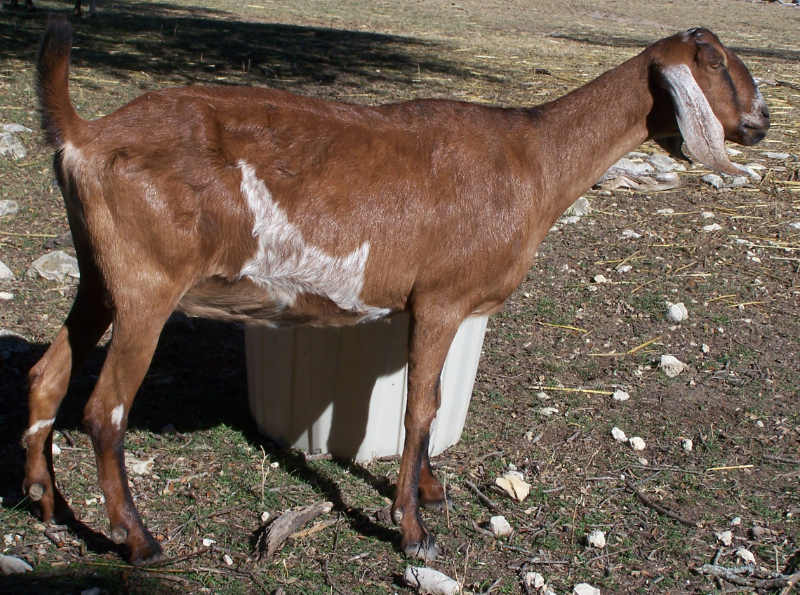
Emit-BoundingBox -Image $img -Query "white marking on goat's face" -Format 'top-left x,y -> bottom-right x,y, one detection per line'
23,417 -> 56,441
741,86 -> 768,129
238,161 -> 390,322
110,405 -> 124,430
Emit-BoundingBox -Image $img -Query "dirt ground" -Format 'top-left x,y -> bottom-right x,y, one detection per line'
1,0 -> 798,593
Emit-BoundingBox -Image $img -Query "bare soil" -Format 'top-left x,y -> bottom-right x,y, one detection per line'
1,0 -> 798,593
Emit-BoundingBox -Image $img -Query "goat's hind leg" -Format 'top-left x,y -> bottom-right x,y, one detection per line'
82,301 -> 175,564
23,284 -> 111,522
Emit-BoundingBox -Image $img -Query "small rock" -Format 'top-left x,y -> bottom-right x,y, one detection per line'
736,547 -> 755,564
612,389 -> 630,401
537,406 -> 559,417
715,530 -> 733,546
762,151 -> 790,160
51,442 -> 61,456
750,526 -> 768,540
629,436 -> 646,451
660,354 -> 686,378
565,196 -> 591,217
2,123 -> 33,134
0,132 -> 27,160
592,274 -> 608,283
489,515 -> 513,538
789,222 -> 800,231
125,454 -> 154,476
702,223 -> 723,232
495,471 -> 531,502
730,176 -> 748,187
731,516 -> 742,527
586,529 -> 606,549
0,553 -> 33,575
222,553 -> 233,566
621,229 -> 641,240
637,457 -> 648,465
656,208 -> 675,215
524,572 -> 546,591
0,292 -> 13,301
648,153 -> 683,172
681,438 -> 693,452
611,427 -> 627,442
404,566 -> 460,595
616,264 -> 632,273
700,211 -> 715,219
701,173 -> 723,189
0,200 -> 19,217
0,260 -> 14,282
260,511 -> 270,524
666,302 -> 688,323
573,583 -> 601,595
3,534 -> 13,546
702,344 -> 710,354
727,147 -> 743,156
27,250 -> 80,282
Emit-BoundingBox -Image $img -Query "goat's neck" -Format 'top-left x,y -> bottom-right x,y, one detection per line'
531,51 -> 655,227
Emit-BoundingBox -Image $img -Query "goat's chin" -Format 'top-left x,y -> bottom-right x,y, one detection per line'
734,127 -> 768,146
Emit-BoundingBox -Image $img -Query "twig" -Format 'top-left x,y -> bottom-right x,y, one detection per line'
763,454 -> 800,465
626,482 -> 697,527
0,231 -> 59,238
534,321 -> 589,334
529,386 -> 613,396
697,564 -> 800,591
705,464 -> 754,472
465,480 -> 499,511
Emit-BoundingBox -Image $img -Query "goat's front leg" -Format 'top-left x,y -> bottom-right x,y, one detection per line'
82,304 -> 173,564
393,308 -> 461,560
24,283 -> 111,523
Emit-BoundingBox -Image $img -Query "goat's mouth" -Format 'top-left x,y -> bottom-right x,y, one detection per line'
736,121 -> 769,146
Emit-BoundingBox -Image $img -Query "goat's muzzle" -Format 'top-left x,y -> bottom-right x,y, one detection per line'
737,105 -> 769,146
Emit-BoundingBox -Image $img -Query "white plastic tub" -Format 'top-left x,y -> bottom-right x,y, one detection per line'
245,314 -> 488,462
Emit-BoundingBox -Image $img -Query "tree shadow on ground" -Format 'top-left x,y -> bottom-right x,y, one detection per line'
0,314 -> 399,577
1,0 -> 486,99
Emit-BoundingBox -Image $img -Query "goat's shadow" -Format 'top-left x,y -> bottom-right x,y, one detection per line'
0,314 -> 402,565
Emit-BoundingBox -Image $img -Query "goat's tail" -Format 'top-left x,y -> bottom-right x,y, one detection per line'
37,15 -> 81,147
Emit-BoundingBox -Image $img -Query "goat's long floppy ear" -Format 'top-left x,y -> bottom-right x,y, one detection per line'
660,64 -> 752,177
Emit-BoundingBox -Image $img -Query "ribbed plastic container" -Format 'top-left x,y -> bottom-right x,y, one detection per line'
245,314 -> 488,462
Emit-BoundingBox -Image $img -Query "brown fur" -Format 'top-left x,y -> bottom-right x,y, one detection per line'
25,18 -> 768,563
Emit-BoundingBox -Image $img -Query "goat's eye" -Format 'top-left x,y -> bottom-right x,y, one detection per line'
709,62 -> 723,70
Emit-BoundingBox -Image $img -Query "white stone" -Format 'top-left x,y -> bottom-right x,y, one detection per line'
789,222 -> 800,231
612,389 -> 630,401
2,123 -> 33,134
202,538 -> 216,547
404,566 -> 460,595
260,511 -> 270,523
731,516 -> 742,527
702,223 -> 723,232
611,427 -> 627,442
0,261 -> 13,281
0,553 -> 33,575
621,229 -> 641,240
495,472 -> 531,502
702,344 -> 710,354
27,250 -> 80,282
762,151 -> 790,160
701,173 -> 723,189
573,583 -> 601,595
660,354 -> 686,377
700,211 -> 715,219
592,274 -> 608,283
629,436 -> 646,451
0,292 -> 13,301
736,548 -> 755,564
538,406 -> 559,417
565,196 -> 591,217
223,553 -> 233,566
656,208 -> 675,215
715,530 -> 733,546
666,302 -> 688,323
587,529 -> 606,549
647,153 -> 683,172
616,264 -> 632,273
0,200 -> 19,216
125,454 -> 154,476
524,572 -> 546,590
681,438 -> 693,452
0,132 -> 27,160
489,515 -> 513,538
51,443 -> 61,456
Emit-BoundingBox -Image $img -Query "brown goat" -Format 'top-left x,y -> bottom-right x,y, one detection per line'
25,17 -> 768,563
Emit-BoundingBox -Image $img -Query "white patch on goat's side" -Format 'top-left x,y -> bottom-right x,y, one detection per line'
23,417 -> 55,440
237,161 -> 390,322
110,405 -> 124,430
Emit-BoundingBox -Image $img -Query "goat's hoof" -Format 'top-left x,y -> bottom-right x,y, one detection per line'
110,526 -> 128,544
403,536 -> 440,561
128,535 -> 164,566
27,483 -> 45,501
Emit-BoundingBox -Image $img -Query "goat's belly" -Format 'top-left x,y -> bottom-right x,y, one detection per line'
178,277 -> 390,327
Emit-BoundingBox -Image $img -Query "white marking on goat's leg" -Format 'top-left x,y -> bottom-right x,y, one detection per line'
237,161 -> 390,322
23,417 -> 56,442
110,404 -> 124,430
